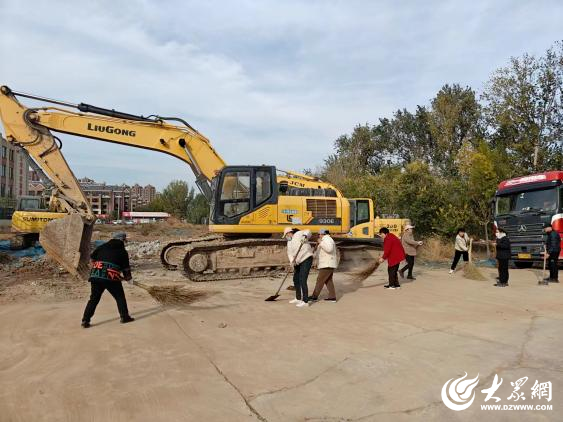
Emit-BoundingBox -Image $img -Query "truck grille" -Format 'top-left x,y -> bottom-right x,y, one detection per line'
502,223 -> 544,243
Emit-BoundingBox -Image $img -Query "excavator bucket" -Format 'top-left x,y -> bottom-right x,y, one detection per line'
39,214 -> 93,279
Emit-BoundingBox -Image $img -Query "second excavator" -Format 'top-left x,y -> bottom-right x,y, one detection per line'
0,86 -> 380,281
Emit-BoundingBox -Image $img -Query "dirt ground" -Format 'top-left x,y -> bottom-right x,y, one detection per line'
1,230 -> 562,421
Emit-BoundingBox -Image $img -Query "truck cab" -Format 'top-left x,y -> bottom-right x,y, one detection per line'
493,171 -> 563,268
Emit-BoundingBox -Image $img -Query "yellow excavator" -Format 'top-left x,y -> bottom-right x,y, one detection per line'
0,86 -> 381,280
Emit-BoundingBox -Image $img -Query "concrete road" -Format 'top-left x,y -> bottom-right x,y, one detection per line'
1,264 -> 562,421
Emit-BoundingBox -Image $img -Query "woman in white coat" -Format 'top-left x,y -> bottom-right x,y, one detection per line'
309,228 -> 338,302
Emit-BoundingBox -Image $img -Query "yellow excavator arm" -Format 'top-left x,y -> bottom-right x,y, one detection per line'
0,85 -> 226,277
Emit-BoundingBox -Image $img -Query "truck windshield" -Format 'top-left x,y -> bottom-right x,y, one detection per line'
496,187 -> 559,215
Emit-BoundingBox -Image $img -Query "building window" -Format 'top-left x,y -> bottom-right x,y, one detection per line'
1,146 -> 6,158
9,150 -> 14,161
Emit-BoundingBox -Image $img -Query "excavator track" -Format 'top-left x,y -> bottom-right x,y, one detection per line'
160,234 -> 223,269
182,237 -> 382,282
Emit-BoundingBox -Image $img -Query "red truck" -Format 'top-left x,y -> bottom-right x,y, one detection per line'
493,171 -> 563,268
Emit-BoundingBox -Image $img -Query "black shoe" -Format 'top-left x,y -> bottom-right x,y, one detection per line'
398,269 -> 405,278
308,296 -> 318,301
120,316 -> 135,324
550,279 -> 559,283
324,298 -> 337,303
407,276 -> 416,280
493,283 -> 502,287
394,285 -> 401,289
81,321 -> 91,328
384,284 -> 391,289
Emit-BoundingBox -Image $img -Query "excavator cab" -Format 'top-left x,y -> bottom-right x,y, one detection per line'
210,165 -> 277,225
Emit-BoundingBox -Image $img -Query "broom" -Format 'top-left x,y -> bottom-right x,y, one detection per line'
133,281 -> 205,306
462,239 -> 487,281
350,260 -> 380,282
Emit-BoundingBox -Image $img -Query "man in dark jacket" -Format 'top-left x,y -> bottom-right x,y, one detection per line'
378,227 -> 406,290
544,223 -> 560,283
81,232 -> 135,328
494,228 -> 511,287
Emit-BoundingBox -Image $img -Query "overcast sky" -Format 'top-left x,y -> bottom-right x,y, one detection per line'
1,0 -> 562,190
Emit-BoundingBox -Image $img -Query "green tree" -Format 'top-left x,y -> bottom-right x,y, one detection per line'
186,193 -> 210,224
394,161 -> 444,235
482,41 -> 563,172
376,106 -> 434,166
428,84 -> 482,176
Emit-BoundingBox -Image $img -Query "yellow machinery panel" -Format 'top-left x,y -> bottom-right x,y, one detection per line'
374,217 -> 410,237
11,211 -> 66,233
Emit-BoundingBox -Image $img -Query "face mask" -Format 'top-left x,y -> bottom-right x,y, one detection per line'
496,232 -> 503,239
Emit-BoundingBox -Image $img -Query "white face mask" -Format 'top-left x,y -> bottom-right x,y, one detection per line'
496,232 -> 504,239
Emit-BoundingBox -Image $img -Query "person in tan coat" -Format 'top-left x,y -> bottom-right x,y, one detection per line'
399,224 -> 423,280
309,228 -> 338,302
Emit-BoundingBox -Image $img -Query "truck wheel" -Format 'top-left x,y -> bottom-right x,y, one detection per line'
514,261 -> 533,269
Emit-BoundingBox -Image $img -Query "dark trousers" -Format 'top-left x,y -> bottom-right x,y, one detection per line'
82,280 -> 130,322
387,263 -> 400,287
548,252 -> 559,281
497,258 -> 509,284
400,255 -> 415,278
451,250 -> 469,270
312,268 -> 336,299
293,256 -> 313,303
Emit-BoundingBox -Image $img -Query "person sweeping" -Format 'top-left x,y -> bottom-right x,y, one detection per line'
81,232 -> 135,328
284,227 -> 314,307
378,227 -> 406,290
308,228 -> 338,302
494,228 -> 511,287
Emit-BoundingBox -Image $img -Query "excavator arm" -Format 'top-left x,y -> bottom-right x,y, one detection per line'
0,85 -> 226,277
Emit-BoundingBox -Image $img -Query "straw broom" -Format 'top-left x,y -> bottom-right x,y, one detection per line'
133,281 -> 205,306
350,260 -> 381,282
462,239 -> 487,281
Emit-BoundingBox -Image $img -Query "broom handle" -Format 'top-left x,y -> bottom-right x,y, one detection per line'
274,241 -> 306,296
542,245 -> 547,280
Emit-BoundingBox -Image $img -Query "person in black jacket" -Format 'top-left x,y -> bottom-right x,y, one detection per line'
544,223 -> 560,283
81,232 -> 135,328
494,228 -> 511,287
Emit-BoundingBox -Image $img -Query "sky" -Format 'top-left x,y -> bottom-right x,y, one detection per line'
1,0 -> 562,190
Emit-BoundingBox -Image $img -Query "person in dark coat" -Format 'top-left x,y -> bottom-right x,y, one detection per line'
494,228 -> 511,287
544,222 -> 560,283
81,232 -> 135,328
378,227 -> 406,290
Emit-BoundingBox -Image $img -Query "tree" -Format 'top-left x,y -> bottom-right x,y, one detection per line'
428,84 -> 482,176
457,142 -> 511,256
186,193 -> 210,224
482,41 -> 563,172
376,106 -> 435,166
394,161 -> 444,235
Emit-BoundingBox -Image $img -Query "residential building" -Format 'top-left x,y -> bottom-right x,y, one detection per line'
130,183 -> 157,208
78,178 -> 132,219
1,136 -> 29,200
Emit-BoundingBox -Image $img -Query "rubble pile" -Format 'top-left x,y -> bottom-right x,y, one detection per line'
127,240 -> 162,260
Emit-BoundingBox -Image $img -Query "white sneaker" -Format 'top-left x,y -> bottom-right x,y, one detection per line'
449,269 -> 454,274
296,301 -> 309,308
289,298 -> 301,304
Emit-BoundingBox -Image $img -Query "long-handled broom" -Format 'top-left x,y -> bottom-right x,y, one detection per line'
133,280 -> 205,305
538,246 -> 548,286
265,241 -> 305,301
462,239 -> 487,281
